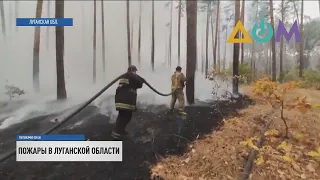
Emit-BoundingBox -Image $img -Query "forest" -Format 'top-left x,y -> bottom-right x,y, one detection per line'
0,0 -> 320,179
1,1 -> 320,100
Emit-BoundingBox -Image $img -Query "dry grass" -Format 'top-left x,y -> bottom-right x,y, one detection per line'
151,86 -> 320,180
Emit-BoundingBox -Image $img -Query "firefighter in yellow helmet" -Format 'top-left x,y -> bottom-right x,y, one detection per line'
112,65 -> 144,140
170,66 -> 187,115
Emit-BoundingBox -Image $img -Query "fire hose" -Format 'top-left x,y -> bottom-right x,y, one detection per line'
0,73 -> 172,162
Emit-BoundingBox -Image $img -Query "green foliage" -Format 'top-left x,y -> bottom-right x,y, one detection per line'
278,72 -> 286,83
278,68 -> 320,89
279,68 -> 299,82
226,63 -> 253,84
301,70 -> 320,89
238,63 -> 253,84
304,20 -> 320,51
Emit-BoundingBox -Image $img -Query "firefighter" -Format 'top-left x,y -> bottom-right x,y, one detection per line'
111,65 -> 144,140
170,66 -> 187,115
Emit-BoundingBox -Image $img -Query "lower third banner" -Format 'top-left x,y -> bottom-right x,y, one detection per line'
16,18 -> 73,26
16,135 -> 122,162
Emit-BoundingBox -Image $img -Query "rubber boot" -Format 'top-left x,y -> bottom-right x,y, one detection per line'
111,130 -> 128,140
111,131 -> 122,140
178,109 -> 187,116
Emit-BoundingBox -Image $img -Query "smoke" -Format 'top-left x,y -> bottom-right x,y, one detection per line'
0,1 -> 233,129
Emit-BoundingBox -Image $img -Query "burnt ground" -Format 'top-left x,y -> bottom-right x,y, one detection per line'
0,96 -> 252,180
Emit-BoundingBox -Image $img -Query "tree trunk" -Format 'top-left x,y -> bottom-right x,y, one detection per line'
93,0 -> 97,84
217,25 -> 220,73
214,0 -> 220,70
138,1 -> 142,67
186,0 -> 197,104
292,2 -> 299,25
15,1 -> 19,32
253,56 -> 256,79
33,0 -> 44,93
269,43 -> 272,75
101,0 -> 106,77
126,0 -> 132,66
232,0 -> 240,95
55,0 -> 67,100
299,0 -> 304,78
46,1 -> 50,51
201,30 -> 205,73
9,2 -> 12,31
210,13 -> 215,69
82,5 -> 85,52
265,43 -> 269,74
251,1 -> 259,78
223,27 -> 227,70
151,0 -> 155,71
319,0 -> 320,15
279,0 -> 285,82
205,2 -> 210,78
177,0 -> 182,65
240,0 -> 245,64
251,41 -> 255,79
165,29 -> 168,66
269,0 -> 276,81
292,1 -> 299,66
0,0 -> 6,37
130,18 -> 134,52
168,2 -> 173,67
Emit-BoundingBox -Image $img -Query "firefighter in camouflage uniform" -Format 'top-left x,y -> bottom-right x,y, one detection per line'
170,66 -> 187,115
112,65 -> 144,140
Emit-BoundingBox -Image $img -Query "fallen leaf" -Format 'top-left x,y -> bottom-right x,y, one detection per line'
292,162 -> 301,172
255,155 -> 264,165
282,155 -> 293,162
278,141 -> 292,152
306,163 -> 315,172
307,147 -> 320,157
311,104 -> 320,108
264,129 -> 279,136
307,151 -> 320,157
268,137 -> 278,143
293,133 -> 305,142
277,170 -> 285,175
240,137 -> 260,151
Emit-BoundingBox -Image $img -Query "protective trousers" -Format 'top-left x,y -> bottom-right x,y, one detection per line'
170,88 -> 185,112
115,110 -> 133,134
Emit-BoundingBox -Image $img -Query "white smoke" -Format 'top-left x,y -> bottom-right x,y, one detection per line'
0,1 -> 234,129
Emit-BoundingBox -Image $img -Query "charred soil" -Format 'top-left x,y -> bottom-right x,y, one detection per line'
0,96 -> 252,180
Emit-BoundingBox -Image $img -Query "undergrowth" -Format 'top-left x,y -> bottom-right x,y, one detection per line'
240,77 -> 320,173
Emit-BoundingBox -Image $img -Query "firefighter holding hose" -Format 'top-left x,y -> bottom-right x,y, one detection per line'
169,66 -> 187,115
112,65 -> 145,140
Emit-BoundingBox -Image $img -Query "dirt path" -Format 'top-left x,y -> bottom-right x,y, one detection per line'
0,97 -> 251,180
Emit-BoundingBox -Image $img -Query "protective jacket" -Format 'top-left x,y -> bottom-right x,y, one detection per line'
171,72 -> 187,91
115,72 -> 144,111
